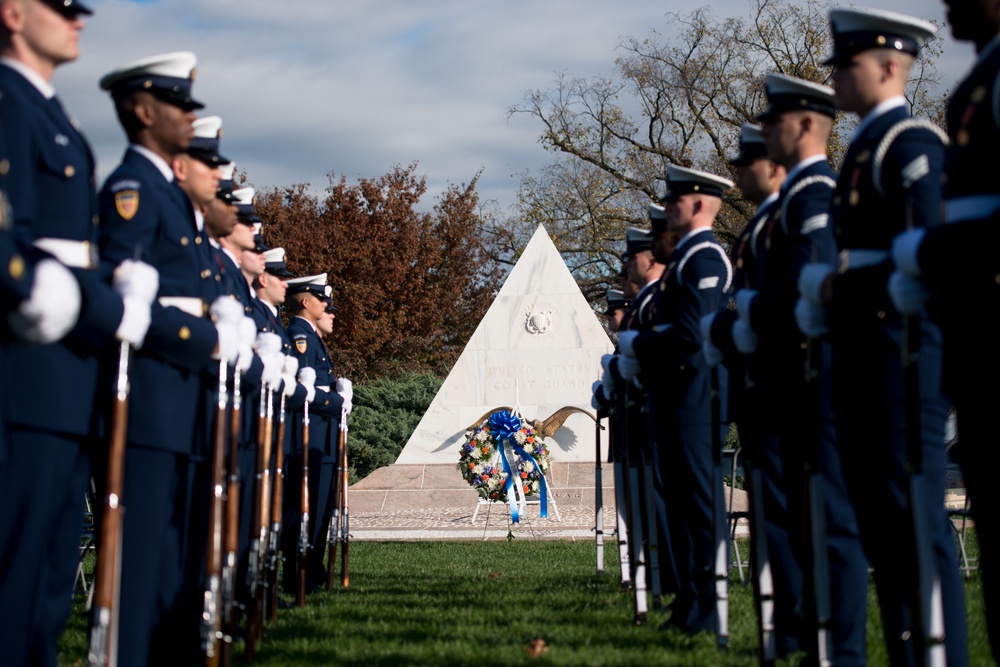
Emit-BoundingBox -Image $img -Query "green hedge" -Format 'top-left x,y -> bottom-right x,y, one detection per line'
347,372 -> 443,482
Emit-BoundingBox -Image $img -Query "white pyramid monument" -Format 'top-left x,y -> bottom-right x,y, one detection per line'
395,224 -> 614,465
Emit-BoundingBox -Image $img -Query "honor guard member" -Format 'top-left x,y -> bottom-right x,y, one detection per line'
284,274 -> 349,592
702,123 -> 806,658
889,1 -> 1000,659
591,287 -> 631,590
740,73 -> 867,664
801,9 -> 968,666
621,223 -> 679,599
97,51 -> 257,666
605,288 -> 630,333
615,165 -> 734,635
256,246 -> 309,415
0,4 -> 159,664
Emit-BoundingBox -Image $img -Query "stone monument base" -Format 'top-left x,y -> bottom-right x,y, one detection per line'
348,463 -> 748,541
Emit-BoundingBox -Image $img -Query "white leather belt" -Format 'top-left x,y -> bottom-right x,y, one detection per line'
838,249 -> 889,271
33,238 -> 97,269
945,195 -> 1000,223
316,385 -> 331,392
158,296 -> 206,317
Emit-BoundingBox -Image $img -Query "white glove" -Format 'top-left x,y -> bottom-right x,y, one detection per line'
209,295 -> 244,325
794,296 -> 828,337
601,354 -> 615,401
8,258 -> 81,344
253,331 -> 283,385
732,318 -> 759,354
341,397 -> 353,415
734,289 -> 758,323
234,316 -> 257,372
615,355 -> 641,381
115,296 -> 152,348
617,330 -> 638,357
112,259 -> 159,305
335,377 -> 354,403
700,313 -> 723,368
213,319 -> 240,363
798,263 -> 834,305
590,380 -> 606,411
892,228 -> 926,278
888,270 -> 929,315
297,366 -> 317,403
281,355 -> 299,397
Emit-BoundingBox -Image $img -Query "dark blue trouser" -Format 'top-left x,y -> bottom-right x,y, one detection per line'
0,428 -> 89,667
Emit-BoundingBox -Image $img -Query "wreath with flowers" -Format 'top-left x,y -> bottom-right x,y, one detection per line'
458,410 -> 551,508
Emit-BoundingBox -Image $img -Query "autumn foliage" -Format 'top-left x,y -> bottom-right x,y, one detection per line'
255,163 -> 504,381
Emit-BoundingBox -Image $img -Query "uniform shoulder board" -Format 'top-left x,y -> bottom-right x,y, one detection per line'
780,174 -> 836,235
872,118 -> 948,195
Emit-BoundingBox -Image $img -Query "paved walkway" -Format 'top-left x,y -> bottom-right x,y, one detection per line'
348,462 -> 749,541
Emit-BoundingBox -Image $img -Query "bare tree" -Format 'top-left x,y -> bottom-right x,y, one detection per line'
503,0 -> 947,305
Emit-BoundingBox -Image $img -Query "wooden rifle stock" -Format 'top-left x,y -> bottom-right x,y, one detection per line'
202,361 -> 228,666
256,389 -> 274,629
296,402 -> 310,607
246,383 -> 271,659
267,393 -> 287,623
219,368 -> 241,667
86,341 -> 131,667
327,410 -> 344,590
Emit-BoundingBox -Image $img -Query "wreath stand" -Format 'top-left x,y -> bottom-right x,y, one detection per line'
468,382 -> 561,533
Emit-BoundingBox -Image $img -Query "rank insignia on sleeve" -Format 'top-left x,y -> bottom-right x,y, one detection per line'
115,190 -> 139,220
295,339 -> 307,353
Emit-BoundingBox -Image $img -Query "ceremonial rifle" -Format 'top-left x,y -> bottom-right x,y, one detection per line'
86,340 -> 131,667
594,407 -> 605,576
901,203 -> 947,667
339,406 -> 351,588
257,388 -> 275,627
201,360 -> 228,665
609,401 -> 632,592
803,325 -> 833,666
267,393 -> 287,623
639,399 -> 662,610
296,402 -> 310,607
245,382 -> 270,661
710,366 -> 730,650
740,256 -> 778,665
326,427 -> 342,591
219,367 -> 241,667
623,378 -> 649,625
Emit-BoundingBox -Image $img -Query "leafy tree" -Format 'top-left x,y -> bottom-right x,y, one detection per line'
254,163 -> 504,381
503,0 -> 947,306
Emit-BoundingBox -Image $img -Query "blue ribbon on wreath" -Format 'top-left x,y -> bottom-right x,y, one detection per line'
489,410 -> 548,523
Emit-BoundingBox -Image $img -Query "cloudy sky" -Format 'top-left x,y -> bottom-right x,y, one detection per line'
58,0 -> 973,213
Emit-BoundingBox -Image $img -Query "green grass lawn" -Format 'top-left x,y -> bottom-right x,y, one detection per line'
60,537 -> 994,666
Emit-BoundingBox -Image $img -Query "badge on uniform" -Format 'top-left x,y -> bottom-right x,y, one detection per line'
115,190 -> 139,220
295,338 -> 307,353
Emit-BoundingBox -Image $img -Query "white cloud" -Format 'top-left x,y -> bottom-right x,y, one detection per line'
56,0 -> 973,212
